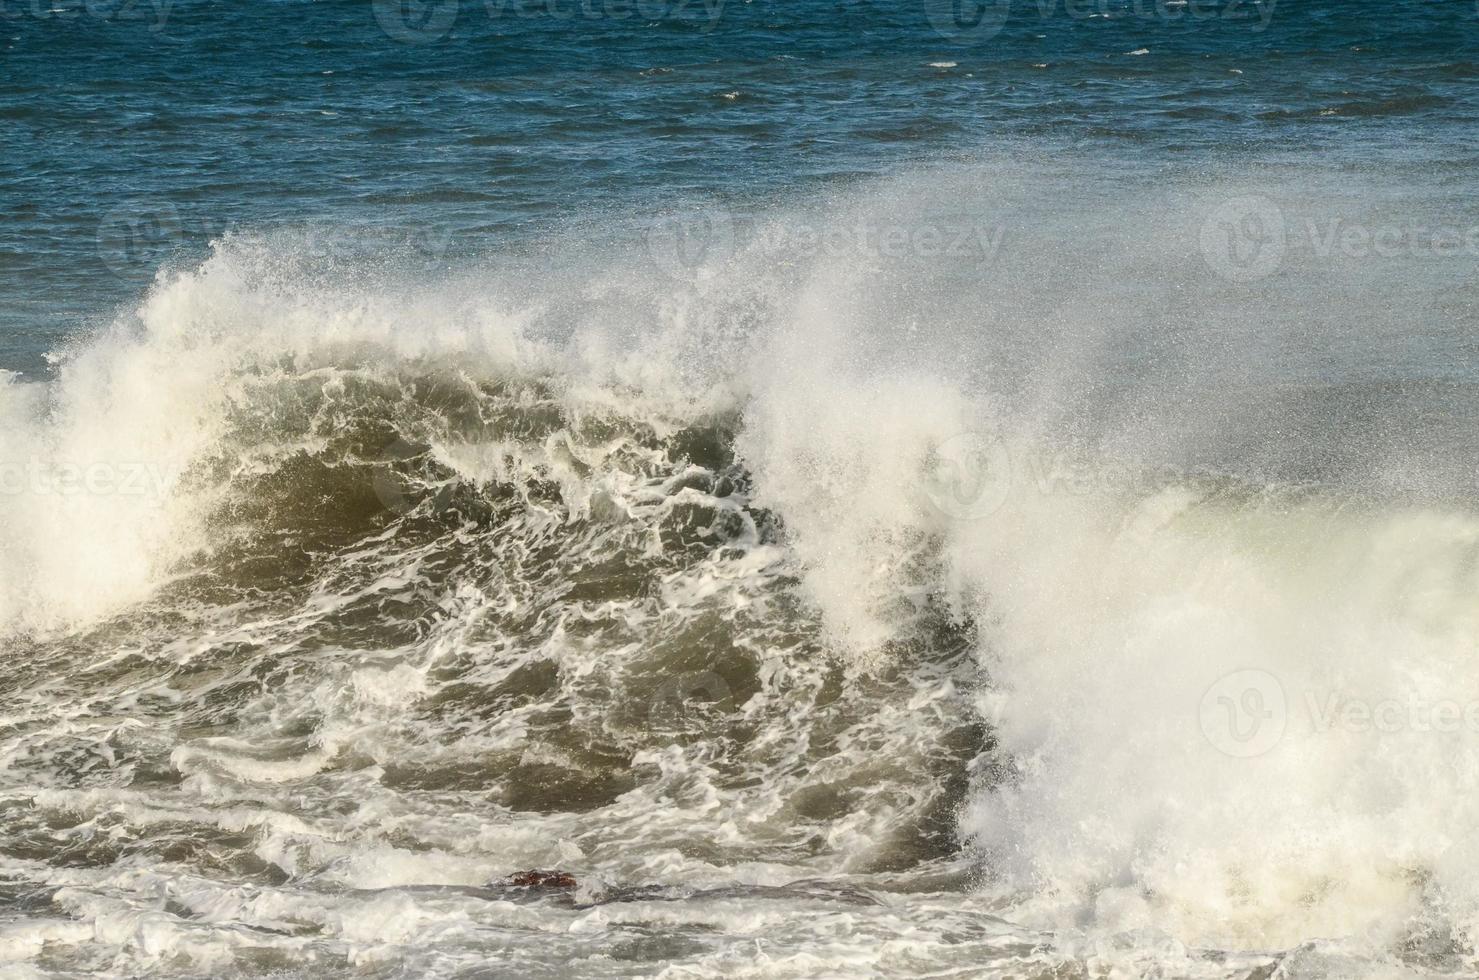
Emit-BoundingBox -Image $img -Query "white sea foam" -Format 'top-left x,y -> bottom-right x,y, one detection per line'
3,153 -> 1478,976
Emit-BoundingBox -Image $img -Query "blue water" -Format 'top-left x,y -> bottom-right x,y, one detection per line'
5,0 -> 1479,375
7,3 -> 1479,978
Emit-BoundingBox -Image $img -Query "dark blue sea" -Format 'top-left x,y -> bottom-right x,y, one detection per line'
4,2 -> 1479,977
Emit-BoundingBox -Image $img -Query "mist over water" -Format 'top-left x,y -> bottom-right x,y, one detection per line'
2,150 -> 1477,976
6,0 -> 1479,976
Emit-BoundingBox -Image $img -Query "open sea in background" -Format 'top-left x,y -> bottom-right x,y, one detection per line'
4,1 -> 1479,976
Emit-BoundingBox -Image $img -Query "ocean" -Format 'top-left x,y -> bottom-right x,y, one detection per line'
4,1 -> 1479,976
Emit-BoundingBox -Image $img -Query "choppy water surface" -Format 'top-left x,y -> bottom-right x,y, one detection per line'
5,2 -> 1479,977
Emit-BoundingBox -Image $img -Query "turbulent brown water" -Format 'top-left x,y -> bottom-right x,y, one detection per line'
0,224 -> 1006,977
6,154 -> 1479,977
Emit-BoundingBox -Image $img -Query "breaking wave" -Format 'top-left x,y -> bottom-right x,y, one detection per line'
4,155 -> 1479,976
